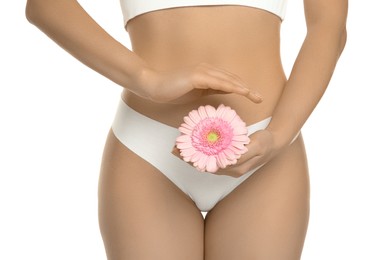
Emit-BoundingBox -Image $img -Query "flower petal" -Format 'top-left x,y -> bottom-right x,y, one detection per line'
222,109 -> 237,123
190,151 -> 203,163
206,156 -> 219,173
176,142 -> 193,149
180,147 -> 196,157
198,106 -> 208,119
227,158 -> 237,165
205,105 -> 217,118
216,104 -> 229,118
180,122 -> 193,130
189,110 -> 201,124
233,126 -> 248,135
232,135 -> 250,142
223,148 -> 236,160
183,156 -> 192,162
217,152 -> 229,168
176,135 -> 191,143
231,117 -> 246,127
184,116 -> 196,127
179,126 -> 192,135
231,123 -> 248,135
194,153 -> 208,171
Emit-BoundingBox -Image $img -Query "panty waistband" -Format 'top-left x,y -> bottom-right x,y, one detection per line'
112,97 -> 272,140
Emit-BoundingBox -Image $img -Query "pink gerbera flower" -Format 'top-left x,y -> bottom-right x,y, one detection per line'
176,104 -> 250,173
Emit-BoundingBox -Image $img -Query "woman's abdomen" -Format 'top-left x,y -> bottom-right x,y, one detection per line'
122,5 -> 286,127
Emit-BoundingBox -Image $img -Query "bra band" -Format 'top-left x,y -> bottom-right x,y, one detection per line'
120,0 -> 288,26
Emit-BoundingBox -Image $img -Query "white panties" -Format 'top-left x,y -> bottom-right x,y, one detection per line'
111,97 -> 271,212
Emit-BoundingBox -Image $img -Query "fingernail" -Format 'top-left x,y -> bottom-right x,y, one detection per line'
251,93 -> 263,102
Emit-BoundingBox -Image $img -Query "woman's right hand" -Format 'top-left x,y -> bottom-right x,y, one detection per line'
134,63 -> 263,104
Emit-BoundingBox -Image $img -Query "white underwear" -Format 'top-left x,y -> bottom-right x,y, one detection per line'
111,97 -> 271,212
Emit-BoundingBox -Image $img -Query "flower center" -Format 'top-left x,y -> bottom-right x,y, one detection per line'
207,131 -> 219,143
191,118 -> 234,155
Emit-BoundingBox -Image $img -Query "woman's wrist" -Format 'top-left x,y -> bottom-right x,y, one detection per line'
266,127 -> 297,152
122,59 -> 157,100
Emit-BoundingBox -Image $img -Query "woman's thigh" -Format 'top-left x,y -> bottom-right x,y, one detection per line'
204,135 -> 310,260
98,129 -> 204,260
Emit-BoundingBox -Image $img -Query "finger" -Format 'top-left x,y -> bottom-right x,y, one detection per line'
216,139 -> 263,173
202,89 -> 263,103
202,89 -> 230,96
205,67 -> 264,103
192,62 -> 255,93
246,91 -> 264,104
217,155 -> 264,177
230,141 -> 262,167
195,75 -> 263,103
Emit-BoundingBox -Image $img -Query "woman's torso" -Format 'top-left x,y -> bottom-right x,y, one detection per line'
122,5 -> 287,127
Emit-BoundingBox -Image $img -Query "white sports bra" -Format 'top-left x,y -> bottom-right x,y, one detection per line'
120,0 -> 288,26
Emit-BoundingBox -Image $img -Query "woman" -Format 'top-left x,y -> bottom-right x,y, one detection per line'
25,0 -> 347,259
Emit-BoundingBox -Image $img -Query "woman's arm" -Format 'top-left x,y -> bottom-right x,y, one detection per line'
217,0 -> 348,177
25,0 -> 262,103
267,0 -> 348,149
25,0 -> 150,97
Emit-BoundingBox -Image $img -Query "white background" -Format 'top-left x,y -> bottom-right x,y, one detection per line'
1,1 -> 381,259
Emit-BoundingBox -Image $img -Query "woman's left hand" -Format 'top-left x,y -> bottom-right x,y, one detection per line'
172,129 -> 283,178
214,129 -> 279,178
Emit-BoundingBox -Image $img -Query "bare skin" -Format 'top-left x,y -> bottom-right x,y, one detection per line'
26,0 -> 347,259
